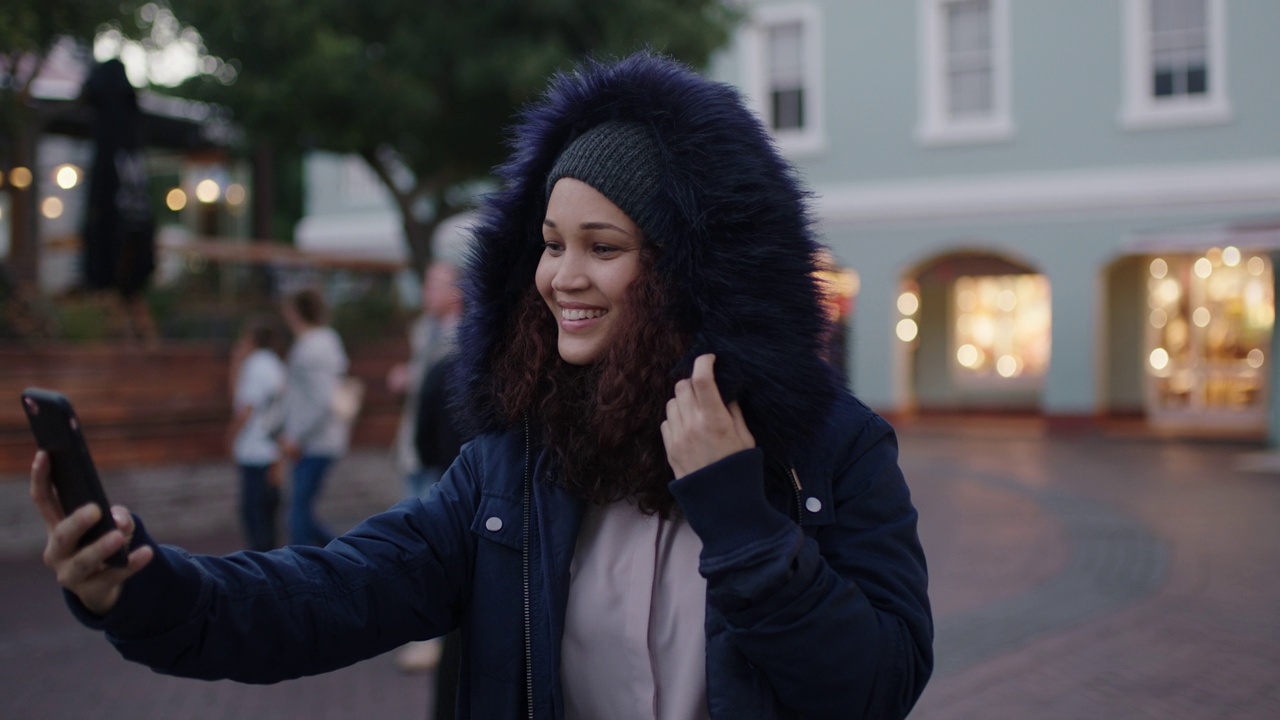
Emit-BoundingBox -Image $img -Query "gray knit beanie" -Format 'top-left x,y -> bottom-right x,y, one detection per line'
544,120 -> 664,243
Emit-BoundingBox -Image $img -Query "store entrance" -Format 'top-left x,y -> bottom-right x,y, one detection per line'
1142,247 -> 1272,431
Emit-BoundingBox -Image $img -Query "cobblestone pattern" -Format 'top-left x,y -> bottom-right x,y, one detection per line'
1,425 -> 1278,718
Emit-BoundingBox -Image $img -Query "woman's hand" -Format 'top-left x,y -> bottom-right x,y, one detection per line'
661,354 -> 755,479
30,452 -> 153,617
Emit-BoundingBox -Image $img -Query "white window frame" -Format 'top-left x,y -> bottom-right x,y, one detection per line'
1121,0 -> 1231,130
740,2 -> 825,157
916,0 -> 1014,147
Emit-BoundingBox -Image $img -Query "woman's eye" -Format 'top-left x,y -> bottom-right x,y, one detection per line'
542,240 -> 564,254
593,244 -> 619,256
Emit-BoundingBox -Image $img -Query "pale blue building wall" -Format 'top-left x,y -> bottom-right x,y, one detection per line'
713,0 -> 1280,419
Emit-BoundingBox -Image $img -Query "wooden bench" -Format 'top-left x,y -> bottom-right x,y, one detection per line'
0,341 -> 406,476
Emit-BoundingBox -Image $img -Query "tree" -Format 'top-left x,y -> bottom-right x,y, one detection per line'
158,0 -> 739,271
0,2 -> 143,288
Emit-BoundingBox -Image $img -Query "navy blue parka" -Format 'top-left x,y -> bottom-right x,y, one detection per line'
69,53 -> 932,719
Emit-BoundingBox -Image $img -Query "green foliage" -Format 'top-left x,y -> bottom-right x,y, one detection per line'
153,0 -> 740,267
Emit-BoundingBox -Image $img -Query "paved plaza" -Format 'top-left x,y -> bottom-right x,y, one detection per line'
1,420 -> 1277,719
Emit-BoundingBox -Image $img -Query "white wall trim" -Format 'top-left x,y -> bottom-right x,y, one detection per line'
816,159 -> 1280,227
1121,0 -> 1232,130
739,2 -> 827,158
916,0 -> 1015,147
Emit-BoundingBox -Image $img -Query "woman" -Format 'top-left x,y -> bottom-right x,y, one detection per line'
31,53 -> 932,719
279,287 -> 350,546
227,315 -> 287,552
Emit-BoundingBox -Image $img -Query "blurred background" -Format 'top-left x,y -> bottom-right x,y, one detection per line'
1,1 -> 1278,718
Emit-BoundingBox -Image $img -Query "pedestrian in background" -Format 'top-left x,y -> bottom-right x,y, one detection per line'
279,288 -> 349,547
30,52 -> 931,719
227,315 -> 287,552
388,260 -> 464,674
387,260 -> 464,500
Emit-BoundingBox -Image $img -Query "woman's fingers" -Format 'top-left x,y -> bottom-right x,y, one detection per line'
663,354 -> 755,478
689,353 -> 721,406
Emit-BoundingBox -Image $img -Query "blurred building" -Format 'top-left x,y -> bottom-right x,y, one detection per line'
712,0 -> 1280,437
0,40 -> 247,294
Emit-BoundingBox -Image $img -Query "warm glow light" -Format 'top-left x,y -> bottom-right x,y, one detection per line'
1221,246 -> 1241,267
897,291 -> 920,316
896,318 -> 919,342
54,164 -> 80,190
996,355 -> 1019,378
1247,256 -> 1266,276
41,197 -> 64,219
1149,309 -> 1167,328
166,188 -> 188,211
996,289 -> 1017,312
1155,279 -> 1181,305
0,169 -> 5,187
10,166 -> 32,189
1247,349 -> 1265,369
225,183 -> 246,206
1194,257 -> 1212,278
1149,258 -> 1168,279
195,179 -> 221,203
957,290 -> 976,313
956,343 -> 980,368
1192,307 -> 1211,327
1149,348 -> 1169,371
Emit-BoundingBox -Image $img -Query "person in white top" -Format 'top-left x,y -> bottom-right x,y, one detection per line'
227,316 -> 287,552
279,288 -> 350,547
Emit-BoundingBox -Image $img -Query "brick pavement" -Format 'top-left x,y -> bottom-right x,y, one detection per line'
1,423 -> 1278,718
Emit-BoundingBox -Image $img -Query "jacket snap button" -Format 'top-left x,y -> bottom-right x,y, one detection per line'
805,497 -> 822,513
485,516 -> 503,532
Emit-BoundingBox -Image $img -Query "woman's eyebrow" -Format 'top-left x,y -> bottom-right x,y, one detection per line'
542,218 -> 633,236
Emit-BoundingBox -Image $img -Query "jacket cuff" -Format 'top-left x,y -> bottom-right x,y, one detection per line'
669,448 -> 790,561
64,516 -> 206,639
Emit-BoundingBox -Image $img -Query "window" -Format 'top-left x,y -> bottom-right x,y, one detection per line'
1122,0 -> 1230,129
742,3 -> 824,156
1146,249 -> 1271,423
768,22 -> 805,131
918,0 -> 1013,146
952,274 -> 1051,383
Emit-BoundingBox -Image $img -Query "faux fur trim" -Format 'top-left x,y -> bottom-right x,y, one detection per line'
454,51 -> 839,463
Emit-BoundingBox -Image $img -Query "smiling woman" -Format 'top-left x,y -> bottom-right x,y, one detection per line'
30,52 -> 932,720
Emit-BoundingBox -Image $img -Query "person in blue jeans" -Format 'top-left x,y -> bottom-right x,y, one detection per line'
228,316 -> 287,551
278,288 -> 350,547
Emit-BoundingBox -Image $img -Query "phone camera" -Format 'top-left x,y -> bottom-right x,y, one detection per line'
23,397 -> 39,416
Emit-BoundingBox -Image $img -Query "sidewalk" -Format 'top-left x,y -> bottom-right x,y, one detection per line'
2,424 -> 1278,718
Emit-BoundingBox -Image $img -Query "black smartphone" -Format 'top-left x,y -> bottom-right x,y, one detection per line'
20,388 -> 129,567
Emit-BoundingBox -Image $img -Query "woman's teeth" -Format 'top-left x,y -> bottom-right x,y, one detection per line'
562,308 -> 605,320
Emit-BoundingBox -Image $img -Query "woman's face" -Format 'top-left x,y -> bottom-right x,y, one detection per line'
537,178 -> 644,365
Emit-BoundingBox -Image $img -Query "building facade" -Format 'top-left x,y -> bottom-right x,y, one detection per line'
712,0 -> 1280,436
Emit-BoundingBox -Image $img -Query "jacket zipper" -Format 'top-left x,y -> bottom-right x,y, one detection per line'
775,460 -> 803,525
522,416 -> 533,719
789,466 -> 803,525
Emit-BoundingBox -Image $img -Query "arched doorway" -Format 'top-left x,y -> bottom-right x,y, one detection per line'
896,250 -> 1052,412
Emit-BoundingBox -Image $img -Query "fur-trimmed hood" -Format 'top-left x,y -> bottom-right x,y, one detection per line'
455,51 -> 840,463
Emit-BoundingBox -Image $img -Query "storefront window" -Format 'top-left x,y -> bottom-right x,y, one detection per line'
1147,248 -> 1272,417
952,274 -> 1052,381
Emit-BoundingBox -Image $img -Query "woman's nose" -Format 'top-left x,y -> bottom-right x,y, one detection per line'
551,252 -> 589,291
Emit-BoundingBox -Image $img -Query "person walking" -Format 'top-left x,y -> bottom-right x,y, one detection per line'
388,260 -> 465,500
227,316 -> 287,552
279,288 -> 350,547
31,52 -> 932,719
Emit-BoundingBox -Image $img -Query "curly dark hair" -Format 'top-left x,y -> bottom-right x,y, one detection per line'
491,252 -> 688,516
